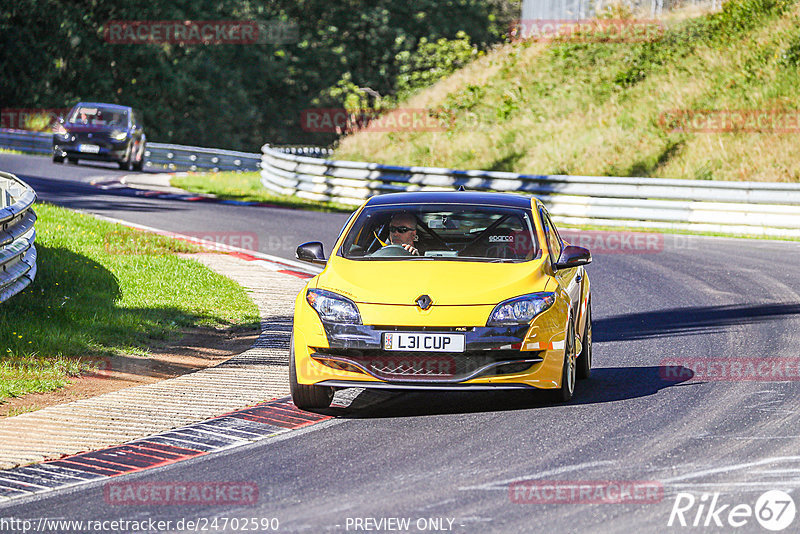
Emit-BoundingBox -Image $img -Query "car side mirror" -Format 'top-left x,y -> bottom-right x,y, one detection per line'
554,245 -> 591,270
297,241 -> 326,265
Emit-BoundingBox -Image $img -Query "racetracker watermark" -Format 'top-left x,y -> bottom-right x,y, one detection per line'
306,354 -> 457,379
1,108 -> 69,130
660,358 -> 800,382
0,356 -> 111,381
659,109 -> 800,133
103,230 -> 261,254
104,20 -> 298,45
511,19 -> 665,42
509,480 -> 663,504
300,108 -> 452,134
559,229 -> 664,254
104,481 -> 258,506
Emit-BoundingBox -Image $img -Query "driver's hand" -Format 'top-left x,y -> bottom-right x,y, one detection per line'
401,244 -> 419,255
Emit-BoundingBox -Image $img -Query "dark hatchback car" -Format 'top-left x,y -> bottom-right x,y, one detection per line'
53,102 -> 146,170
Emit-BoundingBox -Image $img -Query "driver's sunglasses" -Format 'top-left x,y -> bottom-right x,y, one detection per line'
389,225 -> 414,234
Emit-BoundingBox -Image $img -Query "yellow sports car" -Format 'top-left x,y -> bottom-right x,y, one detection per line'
291,191 -> 592,409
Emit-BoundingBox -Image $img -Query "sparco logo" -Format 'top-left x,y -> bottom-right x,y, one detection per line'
489,235 -> 514,242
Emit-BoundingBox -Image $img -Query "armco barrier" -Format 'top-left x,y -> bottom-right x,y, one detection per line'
0,129 -> 261,172
0,172 -> 37,304
260,144 -> 800,238
144,142 -> 260,172
0,129 -> 51,155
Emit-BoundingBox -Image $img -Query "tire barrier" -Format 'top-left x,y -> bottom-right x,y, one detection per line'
0,172 -> 37,304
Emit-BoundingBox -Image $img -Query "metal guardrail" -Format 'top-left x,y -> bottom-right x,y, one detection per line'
144,142 -> 261,172
0,129 -> 51,155
0,129 -> 261,172
0,172 -> 37,304
260,144 -> 800,238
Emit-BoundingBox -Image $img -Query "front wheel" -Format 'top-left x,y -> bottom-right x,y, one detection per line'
289,334 -> 334,410
52,152 -> 64,163
118,143 -> 132,170
550,320 -> 576,403
577,298 -> 592,380
131,141 -> 145,172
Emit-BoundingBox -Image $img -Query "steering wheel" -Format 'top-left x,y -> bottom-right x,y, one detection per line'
369,244 -> 414,257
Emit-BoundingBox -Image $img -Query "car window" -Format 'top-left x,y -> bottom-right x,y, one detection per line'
338,203 -> 540,262
69,106 -> 128,127
540,207 -> 563,262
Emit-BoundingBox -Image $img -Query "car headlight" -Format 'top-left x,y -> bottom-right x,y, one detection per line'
111,130 -> 128,141
487,292 -> 556,326
53,124 -> 68,137
306,289 -> 361,324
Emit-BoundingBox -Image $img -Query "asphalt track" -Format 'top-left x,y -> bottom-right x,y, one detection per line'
2,152 -> 800,533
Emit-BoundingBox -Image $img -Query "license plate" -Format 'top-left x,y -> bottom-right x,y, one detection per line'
383,332 -> 465,352
79,144 -> 100,153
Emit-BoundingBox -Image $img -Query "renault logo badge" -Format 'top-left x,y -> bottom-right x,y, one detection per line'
416,295 -> 432,310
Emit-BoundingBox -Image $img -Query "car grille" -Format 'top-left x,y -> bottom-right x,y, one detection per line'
312,348 -> 543,382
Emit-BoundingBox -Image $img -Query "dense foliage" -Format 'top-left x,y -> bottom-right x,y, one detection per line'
335,0 -> 800,183
0,0 -> 518,150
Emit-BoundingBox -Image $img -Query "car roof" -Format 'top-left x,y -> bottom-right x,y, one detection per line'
364,191 -> 535,209
72,102 -> 132,111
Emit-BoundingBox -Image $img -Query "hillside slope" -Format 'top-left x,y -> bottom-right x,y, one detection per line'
335,0 -> 800,182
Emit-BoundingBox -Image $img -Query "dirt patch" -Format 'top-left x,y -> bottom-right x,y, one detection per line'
0,325 -> 259,417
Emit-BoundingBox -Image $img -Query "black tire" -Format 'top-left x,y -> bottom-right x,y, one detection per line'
67,157 -> 79,165
132,154 -> 144,172
131,140 -> 145,172
289,334 -> 334,410
550,320 -> 576,403
118,143 -> 132,170
577,298 -> 592,380
52,153 -> 64,163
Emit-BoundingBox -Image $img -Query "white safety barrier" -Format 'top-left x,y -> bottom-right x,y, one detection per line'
261,144 -> 800,238
0,172 -> 37,303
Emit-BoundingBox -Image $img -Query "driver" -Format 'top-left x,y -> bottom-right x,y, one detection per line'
387,212 -> 420,256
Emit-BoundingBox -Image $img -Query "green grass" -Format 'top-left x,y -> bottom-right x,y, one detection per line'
335,0 -> 800,182
171,171 -> 354,212
0,203 -> 260,401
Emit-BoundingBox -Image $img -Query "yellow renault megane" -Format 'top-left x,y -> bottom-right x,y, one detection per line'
290,191 -> 592,409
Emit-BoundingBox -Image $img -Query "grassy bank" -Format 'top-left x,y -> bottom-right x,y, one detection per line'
0,203 -> 260,401
335,0 -> 800,182
171,171 -> 353,212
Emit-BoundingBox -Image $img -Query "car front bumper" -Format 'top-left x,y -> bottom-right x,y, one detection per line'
292,292 -> 571,391
53,136 -> 129,161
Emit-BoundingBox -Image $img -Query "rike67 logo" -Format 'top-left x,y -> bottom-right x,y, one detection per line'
669,490 -> 796,531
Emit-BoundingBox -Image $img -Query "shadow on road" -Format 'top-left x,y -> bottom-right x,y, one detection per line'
327,365 -> 694,419
17,174 -> 195,214
594,303 -> 800,342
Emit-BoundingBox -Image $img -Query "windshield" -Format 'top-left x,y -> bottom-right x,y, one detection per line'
68,106 -> 128,127
339,203 -> 540,262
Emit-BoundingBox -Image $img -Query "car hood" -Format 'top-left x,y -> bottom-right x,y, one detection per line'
315,257 -> 548,306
